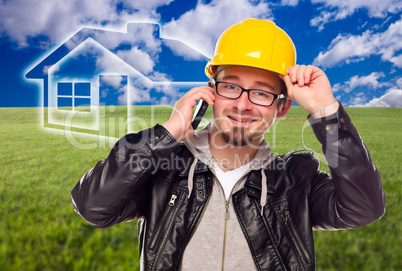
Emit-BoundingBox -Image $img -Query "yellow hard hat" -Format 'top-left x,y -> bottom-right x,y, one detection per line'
205,18 -> 296,78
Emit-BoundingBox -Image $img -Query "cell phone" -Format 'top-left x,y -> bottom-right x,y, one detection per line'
191,99 -> 209,130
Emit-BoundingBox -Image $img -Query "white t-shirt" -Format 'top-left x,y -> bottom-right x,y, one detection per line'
213,162 -> 252,199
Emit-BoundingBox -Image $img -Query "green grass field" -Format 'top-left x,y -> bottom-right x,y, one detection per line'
0,106 -> 401,270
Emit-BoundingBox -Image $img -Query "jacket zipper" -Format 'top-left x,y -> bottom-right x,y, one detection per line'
202,168 -> 249,271
221,199 -> 230,271
149,194 -> 178,251
216,168 -> 247,271
284,210 -> 312,264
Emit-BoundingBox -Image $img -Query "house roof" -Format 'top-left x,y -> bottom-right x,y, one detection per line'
26,23 -> 210,82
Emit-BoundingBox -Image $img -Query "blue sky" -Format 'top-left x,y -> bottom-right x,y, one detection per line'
1,0 -> 402,108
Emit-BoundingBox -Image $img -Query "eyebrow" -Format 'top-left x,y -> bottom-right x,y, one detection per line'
220,75 -> 276,92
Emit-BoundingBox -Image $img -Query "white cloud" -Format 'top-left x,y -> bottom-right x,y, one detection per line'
0,0 -> 173,48
122,0 -> 174,10
388,53 -> 402,68
332,83 -> 341,93
91,24 -> 173,82
348,92 -> 368,106
2,0 -> 275,63
352,88 -> 402,107
314,17 -> 402,68
162,0 -> 274,58
313,31 -> 376,67
93,24 -> 163,55
310,0 -> 402,30
310,10 -> 350,31
162,39 -> 208,61
343,72 -> 387,93
100,75 -> 125,89
148,71 -> 172,82
127,78 -> 152,104
396,77 -> 402,88
124,77 -> 182,105
333,72 -> 389,94
154,83 -> 182,104
116,47 -> 155,75
281,0 -> 299,6
117,84 -> 128,106
336,74 -> 402,107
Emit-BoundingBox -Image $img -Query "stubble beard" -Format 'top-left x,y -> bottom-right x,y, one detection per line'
211,119 -> 264,148
220,126 -> 252,147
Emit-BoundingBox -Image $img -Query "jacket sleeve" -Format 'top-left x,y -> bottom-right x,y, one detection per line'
71,124 -> 182,228
309,103 -> 386,230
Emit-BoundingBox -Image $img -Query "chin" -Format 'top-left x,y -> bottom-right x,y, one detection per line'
221,127 -> 264,147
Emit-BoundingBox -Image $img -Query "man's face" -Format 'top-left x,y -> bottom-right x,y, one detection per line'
210,65 -> 284,147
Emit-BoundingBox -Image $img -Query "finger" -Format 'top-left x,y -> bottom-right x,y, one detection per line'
296,65 -> 307,87
185,86 -> 215,106
288,65 -> 299,83
195,87 -> 215,105
279,74 -> 294,99
304,65 -> 314,85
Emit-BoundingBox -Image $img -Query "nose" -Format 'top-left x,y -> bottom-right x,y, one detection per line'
234,91 -> 254,112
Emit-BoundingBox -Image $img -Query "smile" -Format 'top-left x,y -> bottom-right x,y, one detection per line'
228,115 -> 256,125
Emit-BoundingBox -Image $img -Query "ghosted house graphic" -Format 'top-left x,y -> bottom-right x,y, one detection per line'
26,23 -> 209,138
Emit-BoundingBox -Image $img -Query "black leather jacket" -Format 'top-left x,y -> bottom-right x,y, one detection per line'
71,104 -> 385,270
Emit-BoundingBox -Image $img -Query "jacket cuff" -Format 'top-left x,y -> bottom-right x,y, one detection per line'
307,103 -> 356,145
147,124 -> 184,157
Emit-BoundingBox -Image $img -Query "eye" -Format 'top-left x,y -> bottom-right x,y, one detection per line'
250,90 -> 274,102
221,83 -> 240,92
254,91 -> 269,98
225,84 -> 238,90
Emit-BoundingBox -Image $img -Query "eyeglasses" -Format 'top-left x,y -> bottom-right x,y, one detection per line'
212,80 -> 285,106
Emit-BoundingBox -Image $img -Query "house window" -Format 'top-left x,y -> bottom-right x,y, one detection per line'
57,82 -> 91,112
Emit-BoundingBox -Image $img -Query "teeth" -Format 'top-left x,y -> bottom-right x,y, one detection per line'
231,117 -> 253,122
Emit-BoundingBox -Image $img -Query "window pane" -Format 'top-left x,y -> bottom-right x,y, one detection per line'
75,82 -> 91,96
58,97 -> 72,110
75,98 -> 91,107
58,82 -> 72,96
74,98 -> 91,112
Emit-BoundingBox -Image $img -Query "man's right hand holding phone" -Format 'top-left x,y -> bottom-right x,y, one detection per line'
162,84 -> 215,142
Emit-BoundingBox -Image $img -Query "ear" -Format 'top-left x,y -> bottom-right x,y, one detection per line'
276,99 -> 292,118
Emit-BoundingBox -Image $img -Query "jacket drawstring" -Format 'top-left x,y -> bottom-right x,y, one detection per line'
260,169 -> 267,216
188,158 -> 198,198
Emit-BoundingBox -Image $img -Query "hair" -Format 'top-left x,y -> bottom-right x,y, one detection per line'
278,78 -> 290,112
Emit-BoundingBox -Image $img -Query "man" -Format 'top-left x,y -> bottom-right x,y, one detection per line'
71,19 -> 385,270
